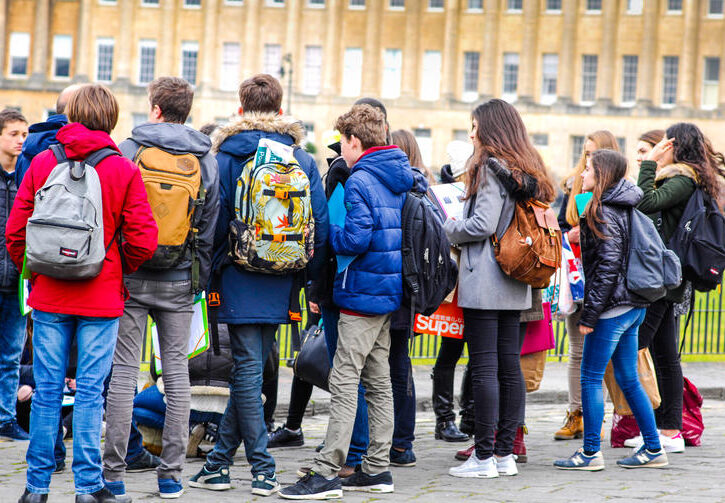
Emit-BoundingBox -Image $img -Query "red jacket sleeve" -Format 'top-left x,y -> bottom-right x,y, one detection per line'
6,157 -> 40,272
120,167 -> 158,273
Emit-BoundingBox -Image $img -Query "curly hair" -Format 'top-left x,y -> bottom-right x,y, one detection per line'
666,123 -> 720,198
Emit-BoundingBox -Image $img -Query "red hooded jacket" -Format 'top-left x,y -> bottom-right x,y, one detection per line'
5,123 -> 158,318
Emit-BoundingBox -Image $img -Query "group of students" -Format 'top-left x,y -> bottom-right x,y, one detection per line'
0,70 -> 721,503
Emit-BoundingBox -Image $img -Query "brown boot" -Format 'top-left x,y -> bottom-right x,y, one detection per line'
554,410 -> 583,440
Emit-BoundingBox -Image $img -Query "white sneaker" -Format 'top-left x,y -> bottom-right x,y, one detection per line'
495,454 -> 518,476
449,453 -> 499,478
623,434 -> 643,448
630,432 -> 685,454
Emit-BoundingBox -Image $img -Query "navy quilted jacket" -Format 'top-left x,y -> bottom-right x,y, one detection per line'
331,146 -> 414,315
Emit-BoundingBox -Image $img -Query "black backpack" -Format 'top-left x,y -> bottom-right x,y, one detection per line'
668,188 -> 725,292
401,190 -> 458,319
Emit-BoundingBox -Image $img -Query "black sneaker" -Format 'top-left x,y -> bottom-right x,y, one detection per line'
125,449 -> 161,473
75,487 -> 117,502
268,425 -> 304,448
0,420 -> 29,441
341,470 -> 394,493
279,472 -> 342,500
54,460 -> 66,473
18,489 -> 48,503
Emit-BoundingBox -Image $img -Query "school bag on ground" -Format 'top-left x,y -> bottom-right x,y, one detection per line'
627,208 -> 682,302
667,188 -> 725,292
25,144 -> 118,280
228,138 -> 314,274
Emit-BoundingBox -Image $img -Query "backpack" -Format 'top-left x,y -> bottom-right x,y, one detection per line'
627,208 -> 682,302
25,144 -> 118,280
228,139 -> 314,274
667,188 -> 725,292
134,146 -> 205,287
401,190 -> 458,317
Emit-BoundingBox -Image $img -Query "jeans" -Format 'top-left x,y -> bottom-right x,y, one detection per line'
389,329 -> 415,450
26,310 -> 118,495
0,291 -> 27,426
285,376 -> 314,431
132,385 -> 222,430
206,324 -> 276,477
322,307 -> 369,466
581,308 -> 661,452
464,309 -> 524,460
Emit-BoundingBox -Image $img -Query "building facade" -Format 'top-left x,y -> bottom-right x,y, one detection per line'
1,0 -> 725,175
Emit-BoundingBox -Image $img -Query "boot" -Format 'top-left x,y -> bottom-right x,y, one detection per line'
435,420 -> 469,442
431,367 -> 457,426
554,409 -> 584,440
513,425 -> 527,463
18,490 -> 48,503
75,487 -> 116,503
458,361 -> 475,436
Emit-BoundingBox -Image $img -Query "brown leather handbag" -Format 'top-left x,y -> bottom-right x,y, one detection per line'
491,199 -> 562,288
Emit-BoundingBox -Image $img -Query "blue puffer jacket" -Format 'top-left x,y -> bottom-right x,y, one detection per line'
15,114 -> 67,186
331,146 -> 414,315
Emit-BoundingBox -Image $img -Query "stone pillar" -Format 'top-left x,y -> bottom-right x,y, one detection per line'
242,0 -> 262,78
719,17 -> 725,110
200,0 -> 219,92
29,0 -> 51,84
518,0 -> 540,103
361,0 -> 383,95
159,0 -> 177,77
0,0 -> 7,78
74,0 -> 93,82
480,0 -> 501,98
440,0 -> 460,100
637,0 -> 659,106
401,0 -> 422,99
117,0 -> 135,85
285,0 -> 302,95
596,0 -> 618,105
677,0 -> 700,108
322,0 -> 342,96
557,0 -> 578,103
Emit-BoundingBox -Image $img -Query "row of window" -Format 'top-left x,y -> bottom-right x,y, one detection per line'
8,33 -> 72,79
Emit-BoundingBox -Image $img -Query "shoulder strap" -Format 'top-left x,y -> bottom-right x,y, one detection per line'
50,144 -> 67,163
84,147 -> 120,169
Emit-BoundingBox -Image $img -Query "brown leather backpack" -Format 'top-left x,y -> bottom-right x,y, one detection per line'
491,199 -> 562,288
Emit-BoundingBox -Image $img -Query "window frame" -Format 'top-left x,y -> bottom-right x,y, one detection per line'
381,48 -> 403,99
263,43 -> 283,80
502,52 -> 519,101
52,34 -> 73,80
545,0 -> 562,13
138,39 -> 157,85
662,55 -> 679,106
466,0 -> 483,11
580,54 -> 598,104
421,50 -> 442,101
303,45 -> 323,96
541,53 -> 558,105
183,0 -> 202,8
506,0 -> 522,12
585,0 -> 602,13
462,51 -> 480,102
342,47 -> 363,97
349,0 -> 365,9
95,37 -> 115,83
8,32 -> 30,78
702,56 -> 720,110
220,42 -> 241,92
621,54 -> 638,105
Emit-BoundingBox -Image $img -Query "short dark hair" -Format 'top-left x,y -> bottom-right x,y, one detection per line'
238,74 -> 283,114
65,84 -> 119,134
0,108 -> 28,134
335,105 -> 387,151
148,77 -> 194,124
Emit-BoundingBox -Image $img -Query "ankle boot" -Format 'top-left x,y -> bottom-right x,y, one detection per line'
435,420 -> 470,442
18,490 -> 48,503
459,361 -> 475,436
431,367 -> 457,425
75,487 -> 116,503
513,425 -> 527,463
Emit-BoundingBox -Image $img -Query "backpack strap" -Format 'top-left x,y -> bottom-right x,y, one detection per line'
679,292 -> 696,356
50,144 -> 68,163
83,147 -> 120,169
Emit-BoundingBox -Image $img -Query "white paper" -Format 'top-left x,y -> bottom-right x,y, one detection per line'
429,182 -> 466,221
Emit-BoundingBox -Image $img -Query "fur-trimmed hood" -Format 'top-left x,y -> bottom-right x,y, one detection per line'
655,163 -> 700,183
211,112 -> 306,155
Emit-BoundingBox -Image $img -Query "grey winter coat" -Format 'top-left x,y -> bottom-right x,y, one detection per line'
444,161 -> 532,311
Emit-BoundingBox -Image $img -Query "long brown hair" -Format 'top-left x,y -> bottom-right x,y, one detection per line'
639,129 -> 665,147
666,123 -> 720,198
464,99 -> 555,202
391,129 -> 435,184
563,130 -> 619,226
584,150 -> 628,239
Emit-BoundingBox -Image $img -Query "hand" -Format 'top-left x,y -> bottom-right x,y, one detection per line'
578,324 -> 594,335
568,226 -> 580,245
308,301 -> 320,314
645,137 -> 675,165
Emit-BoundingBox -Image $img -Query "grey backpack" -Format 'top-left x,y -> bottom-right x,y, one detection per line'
25,145 -> 118,280
627,208 -> 682,302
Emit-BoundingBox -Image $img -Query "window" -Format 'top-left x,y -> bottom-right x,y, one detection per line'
224,0 -> 243,4
138,39 -> 157,84
382,49 -> 402,99
308,0 -> 324,6
546,0 -> 561,11
662,56 -> 679,105
627,0 -> 643,13
621,55 -> 638,104
389,0 -> 404,7
220,42 -> 240,91
8,33 -> 30,77
532,133 -> 549,146
709,0 -> 724,15
428,0 -> 443,9
703,57 -> 720,109
96,38 -> 114,82
349,0 -> 365,8
52,35 -> 72,79
263,44 -> 282,79
581,54 -> 598,103
141,0 -> 159,6
413,128 -> 432,168
462,51 -> 480,101
541,53 -> 558,104
266,0 -> 285,6
181,41 -> 198,85
303,122 -> 315,147
667,0 -> 681,11
586,0 -> 601,11
453,129 -> 468,141
467,0 -> 482,10
617,137 -> 626,152
502,52 -> 519,99
303,45 -> 322,95
184,0 -> 201,6
421,50 -> 442,101
507,0 -> 522,11
571,135 -> 585,168
99,0 -> 117,4
342,48 -> 363,97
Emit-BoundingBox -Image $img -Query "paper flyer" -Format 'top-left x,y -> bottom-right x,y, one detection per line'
429,182 -> 466,220
327,183 -> 357,273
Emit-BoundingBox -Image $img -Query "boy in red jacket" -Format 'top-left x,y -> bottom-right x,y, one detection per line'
6,84 -> 158,503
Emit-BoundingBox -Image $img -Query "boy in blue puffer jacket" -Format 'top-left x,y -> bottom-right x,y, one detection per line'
281,105 -> 414,500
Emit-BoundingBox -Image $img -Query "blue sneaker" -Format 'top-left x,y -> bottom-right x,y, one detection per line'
617,446 -> 669,469
0,420 -> 29,441
341,470 -> 394,493
158,478 -> 184,499
251,473 -> 280,496
279,472 -> 342,500
104,480 -> 133,503
553,448 -> 605,471
188,464 -> 231,491
389,447 -> 416,467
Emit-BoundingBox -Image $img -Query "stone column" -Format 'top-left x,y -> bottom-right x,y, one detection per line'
29,0 -> 51,84
637,0 -> 659,106
322,0 -> 342,96
74,0 -> 93,82
480,0 -> 500,98
677,0 -> 700,108
440,0 -> 461,100
285,0 -> 302,95
0,0 -> 8,78
719,17 -> 725,110
361,0 -> 383,95
557,0 -> 578,103
596,0 -> 618,105
159,0 -> 177,77
518,0 -> 540,103
117,0 -> 135,85
242,0 -> 262,78
200,0 -> 219,92
401,0 -> 422,100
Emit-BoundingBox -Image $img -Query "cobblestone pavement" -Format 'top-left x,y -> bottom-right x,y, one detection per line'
1,402 -> 724,503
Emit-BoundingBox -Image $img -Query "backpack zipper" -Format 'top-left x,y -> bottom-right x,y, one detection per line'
28,219 -> 92,231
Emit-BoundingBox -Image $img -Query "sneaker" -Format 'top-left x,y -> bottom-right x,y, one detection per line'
554,410 -> 583,440
267,425 -> 304,448
125,449 -> 161,473
158,478 -> 184,499
629,432 -> 685,454
618,446 -> 669,468
104,480 -> 133,503
297,465 -> 356,479
553,448 -> 605,471
54,460 -> 66,473
315,441 -> 325,453
18,489 -> 48,503
279,472 -> 343,500
623,434 -> 643,448
389,447 -> 416,467
455,444 -> 474,461
449,453 -> 498,478
0,420 -> 29,441
495,454 -> 518,476
188,464 -> 231,491
187,423 -> 206,457
251,473 -> 280,496
341,470 -> 394,493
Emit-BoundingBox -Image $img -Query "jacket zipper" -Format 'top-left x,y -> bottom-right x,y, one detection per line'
342,267 -> 349,289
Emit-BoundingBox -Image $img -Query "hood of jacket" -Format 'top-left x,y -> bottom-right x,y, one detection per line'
212,112 -> 306,156
352,146 -> 414,195
21,114 -> 67,158
411,167 -> 430,194
655,162 -> 700,184
56,123 -> 121,159
487,157 -> 539,201
130,122 -> 212,157
602,178 -> 643,207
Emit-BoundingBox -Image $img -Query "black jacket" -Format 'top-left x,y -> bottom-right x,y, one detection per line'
0,170 -> 20,293
579,179 -> 649,328
189,323 -> 233,388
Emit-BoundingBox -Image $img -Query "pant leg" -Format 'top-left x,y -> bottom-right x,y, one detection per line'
125,421 -> 146,463
262,342 -> 280,428
55,417 -> 66,466
648,302 -> 683,431
566,310 -> 584,412
131,386 -> 167,430
517,322 -> 527,425
389,328 -> 415,451
494,311 -> 523,457
432,337 -> 465,423
286,376 -> 314,431
0,292 -> 28,425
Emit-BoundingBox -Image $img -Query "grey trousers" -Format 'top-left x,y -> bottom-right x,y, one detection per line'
313,313 -> 394,477
103,278 -> 193,482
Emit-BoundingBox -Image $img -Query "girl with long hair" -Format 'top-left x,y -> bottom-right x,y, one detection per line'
444,99 -> 554,478
635,130 -> 665,168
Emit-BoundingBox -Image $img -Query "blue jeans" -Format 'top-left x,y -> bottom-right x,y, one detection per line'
26,310 -> 118,495
206,324 -> 276,477
389,329 -> 415,450
322,307 -> 369,466
132,385 -> 222,430
0,291 -> 27,426
581,308 -> 661,453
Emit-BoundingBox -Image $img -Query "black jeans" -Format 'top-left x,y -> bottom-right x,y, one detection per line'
389,329 -> 416,450
432,336 -> 466,423
286,376 -> 314,431
463,308 -> 524,459
637,298 -> 683,430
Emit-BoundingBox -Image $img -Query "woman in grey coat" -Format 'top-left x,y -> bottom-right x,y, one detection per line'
444,99 -> 556,479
